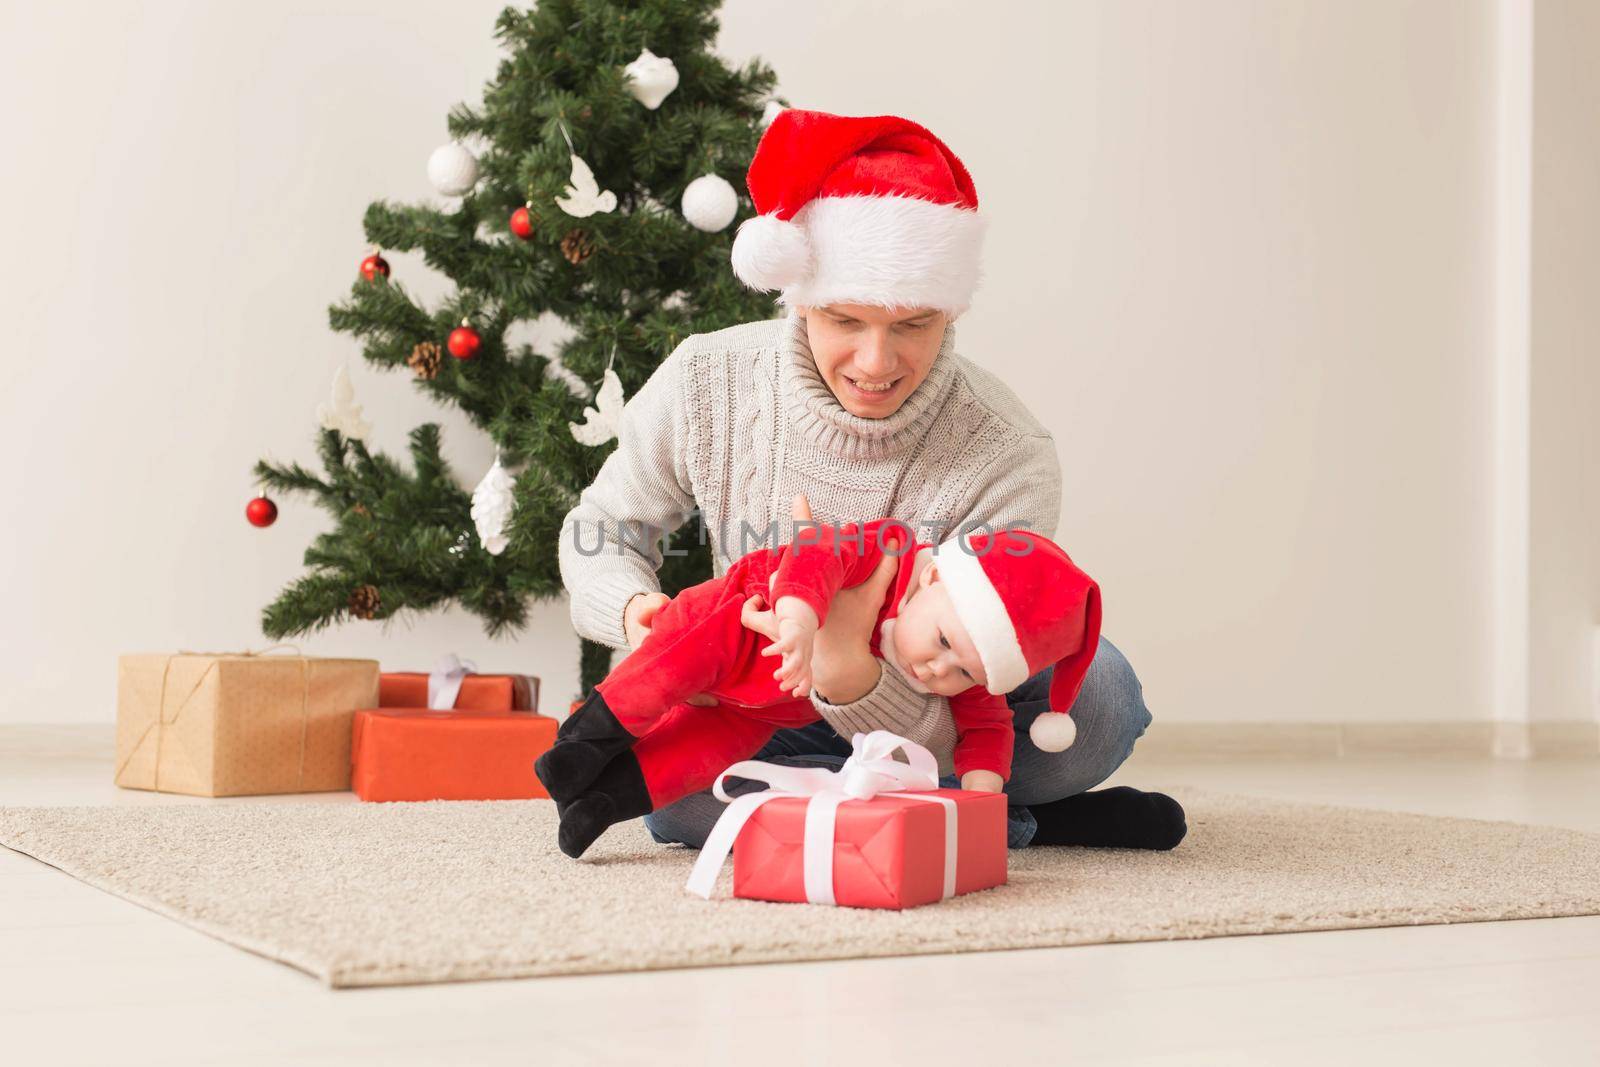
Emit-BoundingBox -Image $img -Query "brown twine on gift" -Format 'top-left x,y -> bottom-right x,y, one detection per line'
113,645 -> 309,791
294,656 -> 309,790
172,643 -> 305,659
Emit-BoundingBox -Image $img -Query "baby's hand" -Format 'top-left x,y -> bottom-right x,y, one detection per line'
960,769 -> 1004,794
752,595 -> 820,698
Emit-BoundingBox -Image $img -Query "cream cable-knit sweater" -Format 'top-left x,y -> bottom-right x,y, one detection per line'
559,309 -> 1062,768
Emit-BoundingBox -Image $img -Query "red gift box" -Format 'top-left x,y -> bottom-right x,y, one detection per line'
378,672 -> 537,712
351,708 -> 558,802
731,789 -> 1007,909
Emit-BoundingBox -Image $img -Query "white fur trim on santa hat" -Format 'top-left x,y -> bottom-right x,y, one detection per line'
746,195 -> 987,315
1029,712 -> 1077,752
935,534 -> 1030,695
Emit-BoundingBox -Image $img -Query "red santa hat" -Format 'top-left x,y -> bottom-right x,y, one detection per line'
933,529 -> 1103,751
731,109 -> 987,315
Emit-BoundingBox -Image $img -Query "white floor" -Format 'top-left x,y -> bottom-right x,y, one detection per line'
3,726 -> 1598,1067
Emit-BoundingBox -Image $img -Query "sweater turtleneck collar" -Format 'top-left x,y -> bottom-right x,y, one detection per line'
780,308 -> 959,462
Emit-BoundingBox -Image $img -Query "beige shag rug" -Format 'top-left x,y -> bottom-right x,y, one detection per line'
3,787 -> 1599,988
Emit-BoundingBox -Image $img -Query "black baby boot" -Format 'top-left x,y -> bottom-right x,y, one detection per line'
535,689 -> 638,805
1026,786 -> 1188,850
556,750 -> 654,859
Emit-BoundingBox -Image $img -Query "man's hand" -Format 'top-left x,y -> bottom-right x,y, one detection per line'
808,529 -> 901,705
623,592 -> 670,650
623,592 -> 716,706
960,770 -> 1004,793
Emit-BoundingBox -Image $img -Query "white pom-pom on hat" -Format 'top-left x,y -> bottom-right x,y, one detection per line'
731,213 -> 812,293
1029,712 -> 1077,752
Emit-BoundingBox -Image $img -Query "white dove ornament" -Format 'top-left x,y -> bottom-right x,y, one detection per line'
624,48 -> 679,110
569,367 -> 626,447
555,153 -> 617,218
317,366 -> 372,441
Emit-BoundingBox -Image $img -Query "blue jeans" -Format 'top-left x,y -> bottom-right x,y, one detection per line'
643,635 -> 1153,849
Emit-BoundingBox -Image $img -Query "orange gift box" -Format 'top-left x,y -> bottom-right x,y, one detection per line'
377,672 -> 537,712
351,708 -> 557,802
731,789 -> 1007,909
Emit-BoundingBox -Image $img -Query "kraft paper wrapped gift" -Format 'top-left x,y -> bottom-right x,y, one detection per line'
115,652 -> 379,797
350,708 -> 558,802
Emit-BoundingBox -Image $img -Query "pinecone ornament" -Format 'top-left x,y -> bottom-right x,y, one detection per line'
407,341 -> 444,380
561,229 -> 596,264
348,584 -> 381,620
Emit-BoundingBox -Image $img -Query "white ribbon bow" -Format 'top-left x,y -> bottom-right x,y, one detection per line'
427,653 -> 477,711
685,730 -> 959,905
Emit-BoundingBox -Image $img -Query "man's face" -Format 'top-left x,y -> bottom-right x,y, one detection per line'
799,303 -> 948,418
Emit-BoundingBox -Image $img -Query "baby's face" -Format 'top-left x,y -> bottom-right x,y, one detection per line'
891,562 -> 990,696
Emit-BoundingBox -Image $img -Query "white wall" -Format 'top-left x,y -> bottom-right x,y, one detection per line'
777,0 -> 1501,727
0,1 -> 555,720
1529,0 -> 1600,724
0,1 -> 1589,727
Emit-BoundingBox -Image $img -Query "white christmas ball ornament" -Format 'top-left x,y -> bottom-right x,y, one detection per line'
624,48 -> 679,110
1028,712 -> 1078,752
428,142 -> 479,196
681,174 -> 739,232
760,100 -> 786,128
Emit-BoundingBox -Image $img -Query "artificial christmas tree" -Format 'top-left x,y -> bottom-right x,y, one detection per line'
254,2 -> 782,696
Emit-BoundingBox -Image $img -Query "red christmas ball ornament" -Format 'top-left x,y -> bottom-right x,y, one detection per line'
447,321 -> 482,360
245,494 -> 278,528
360,252 -> 390,282
509,205 -> 535,240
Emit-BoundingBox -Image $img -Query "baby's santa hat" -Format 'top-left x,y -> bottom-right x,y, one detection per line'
731,109 -> 987,315
935,529 -> 1103,752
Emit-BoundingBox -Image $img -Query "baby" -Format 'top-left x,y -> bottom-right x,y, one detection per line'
537,495 -> 1102,858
